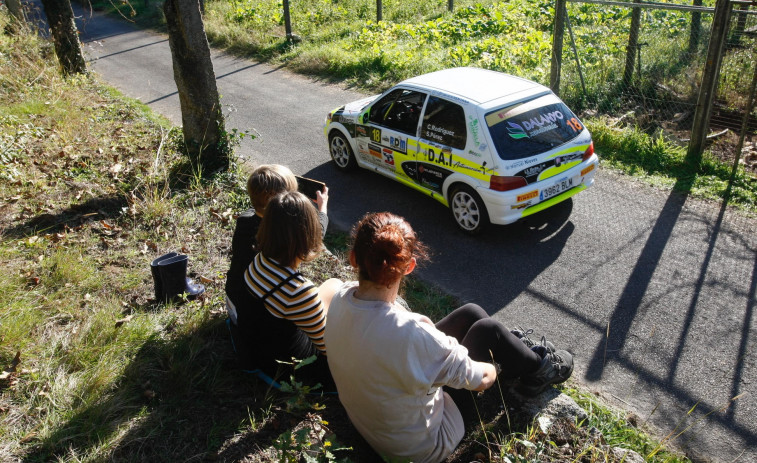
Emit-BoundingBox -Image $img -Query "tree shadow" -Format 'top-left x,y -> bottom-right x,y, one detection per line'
582,160 -> 757,456
22,316 -> 287,462
2,195 -> 128,240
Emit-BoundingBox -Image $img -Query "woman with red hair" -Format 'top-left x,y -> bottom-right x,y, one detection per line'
325,212 -> 573,463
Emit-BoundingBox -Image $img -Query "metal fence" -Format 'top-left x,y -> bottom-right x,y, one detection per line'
551,0 -> 756,167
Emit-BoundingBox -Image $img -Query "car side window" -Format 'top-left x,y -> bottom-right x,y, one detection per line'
421,96 -> 467,150
368,89 -> 426,135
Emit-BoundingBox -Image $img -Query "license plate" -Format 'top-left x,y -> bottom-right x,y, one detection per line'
540,177 -> 574,201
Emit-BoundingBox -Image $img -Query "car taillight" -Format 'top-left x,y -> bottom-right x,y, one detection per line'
582,142 -> 595,161
490,175 -> 527,192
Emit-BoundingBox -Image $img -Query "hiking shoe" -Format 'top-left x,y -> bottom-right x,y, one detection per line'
511,327 -> 555,353
516,347 -> 574,397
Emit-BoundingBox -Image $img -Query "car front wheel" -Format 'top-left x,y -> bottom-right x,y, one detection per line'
329,132 -> 357,171
450,185 -> 489,235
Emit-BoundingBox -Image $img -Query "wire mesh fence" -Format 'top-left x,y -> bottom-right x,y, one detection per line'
555,0 -> 756,168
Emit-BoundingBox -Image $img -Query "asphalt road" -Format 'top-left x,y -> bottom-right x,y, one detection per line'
40,4 -> 757,461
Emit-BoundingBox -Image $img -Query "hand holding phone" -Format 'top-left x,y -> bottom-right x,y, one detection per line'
296,176 -> 327,201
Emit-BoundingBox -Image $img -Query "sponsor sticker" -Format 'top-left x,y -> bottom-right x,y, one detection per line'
517,190 -> 539,202
369,144 -> 382,159
468,115 -> 481,146
390,136 -> 407,153
383,151 -> 395,166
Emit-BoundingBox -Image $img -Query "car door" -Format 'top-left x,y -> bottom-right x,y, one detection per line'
414,95 -> 474,196
355,88 -> 426,184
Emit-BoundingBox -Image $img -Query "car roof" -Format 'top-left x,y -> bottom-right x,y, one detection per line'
401,67 -> 548,107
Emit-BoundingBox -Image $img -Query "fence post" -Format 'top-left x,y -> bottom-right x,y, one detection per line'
689,0 -> 703,54
283,0 -> 292,38
686,0 -> 732,168
377,0 -> 382,22
550,0 -> 566,94
623,0 -> 641,87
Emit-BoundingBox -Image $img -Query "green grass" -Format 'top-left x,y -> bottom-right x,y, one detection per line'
588,118 -> 757,213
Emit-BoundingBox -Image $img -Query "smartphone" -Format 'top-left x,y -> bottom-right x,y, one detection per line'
296,176 -> 326,201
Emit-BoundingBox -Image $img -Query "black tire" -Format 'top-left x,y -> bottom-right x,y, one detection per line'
329,131 -> 357,171
449,185 -> 489,235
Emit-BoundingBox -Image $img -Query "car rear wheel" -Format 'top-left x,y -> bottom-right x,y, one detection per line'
329,132 -> 357,171
450,185 -> 489,235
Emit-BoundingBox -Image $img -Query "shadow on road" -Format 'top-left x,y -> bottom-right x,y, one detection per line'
583,165 -> 756,455
303,162 -> 576,314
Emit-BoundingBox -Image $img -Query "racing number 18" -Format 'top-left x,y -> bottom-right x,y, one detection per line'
566,118 -> 583,133
371,128 -> 382,143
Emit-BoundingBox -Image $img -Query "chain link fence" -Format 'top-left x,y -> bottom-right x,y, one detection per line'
553,0 -> 756,169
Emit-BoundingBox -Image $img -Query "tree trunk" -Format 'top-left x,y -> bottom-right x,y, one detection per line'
40,0 -> 87,75
163,0 -> 228,171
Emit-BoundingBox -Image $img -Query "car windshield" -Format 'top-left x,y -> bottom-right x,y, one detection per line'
485,95 -> 583,160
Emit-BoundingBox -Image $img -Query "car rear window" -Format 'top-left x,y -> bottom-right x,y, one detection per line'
485,95 -> 584,161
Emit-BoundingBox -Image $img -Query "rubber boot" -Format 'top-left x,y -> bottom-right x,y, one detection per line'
157,254 -> 205,302
150,252 -> 179,301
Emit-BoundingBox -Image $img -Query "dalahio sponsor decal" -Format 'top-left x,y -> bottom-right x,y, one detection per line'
506,110 -> 564,139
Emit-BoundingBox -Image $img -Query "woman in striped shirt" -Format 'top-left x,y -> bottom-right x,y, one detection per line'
241,191 -> 342,386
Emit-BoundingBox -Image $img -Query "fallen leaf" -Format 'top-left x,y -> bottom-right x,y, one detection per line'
100,220 -> 113,230
115,315 -> 133,328
109,163 -> 123,174
199,275 -> 213,284
0,351 -> 21,381
19,432 -> 38,444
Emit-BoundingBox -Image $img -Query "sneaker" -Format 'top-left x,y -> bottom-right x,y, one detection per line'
511,327 -> 555,353
516,347 -> 574,397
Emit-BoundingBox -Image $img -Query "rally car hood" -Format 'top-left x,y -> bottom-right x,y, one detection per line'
344,95 -> 378,114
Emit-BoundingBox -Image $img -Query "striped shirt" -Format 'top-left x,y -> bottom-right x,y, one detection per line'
244,253 -> 327,354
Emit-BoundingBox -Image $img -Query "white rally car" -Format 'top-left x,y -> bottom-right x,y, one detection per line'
324,67 -> 598,234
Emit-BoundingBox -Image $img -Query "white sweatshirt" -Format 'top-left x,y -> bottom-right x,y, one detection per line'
324,282 -> 485,463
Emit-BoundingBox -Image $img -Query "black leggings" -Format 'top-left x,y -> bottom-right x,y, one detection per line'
435,303 -> 542,424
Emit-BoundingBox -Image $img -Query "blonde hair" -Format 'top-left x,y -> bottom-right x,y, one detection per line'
246,164 -> 298,215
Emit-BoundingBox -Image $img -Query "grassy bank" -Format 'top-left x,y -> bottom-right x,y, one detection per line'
1,9 -> 697,463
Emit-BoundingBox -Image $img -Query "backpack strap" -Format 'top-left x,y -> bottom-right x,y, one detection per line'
260,271 -> 302,302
